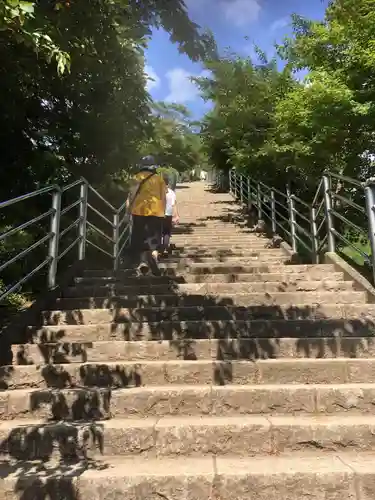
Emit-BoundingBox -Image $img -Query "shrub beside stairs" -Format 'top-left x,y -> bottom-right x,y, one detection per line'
2,182 -> 375,498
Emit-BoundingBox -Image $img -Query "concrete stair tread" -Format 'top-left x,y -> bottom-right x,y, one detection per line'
5,358 -> 375,390
1,452 -> 370,475
41,303 -> 375,324
84,264 -> 338,276
75,272 -> 345,284
10,336 -> 375,364
33,316 -> 375,328
5,382 -> 375,420
2,452 -> 375,500
5,413 -> 375,430
65,281 -> 354,295
53,292 -> 367,309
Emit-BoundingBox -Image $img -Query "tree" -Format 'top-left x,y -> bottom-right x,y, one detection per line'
145,101 -> 207,173
0,0 -> 217,309
196,55 -> 296,188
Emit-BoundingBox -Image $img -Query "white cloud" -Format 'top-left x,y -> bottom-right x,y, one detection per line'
220,0 -> 261,27
165,68 -> 210,103
144,65 -> 160,91
270,17 -> 289,32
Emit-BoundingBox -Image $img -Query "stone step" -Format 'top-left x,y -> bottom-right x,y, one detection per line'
171,239 -> 271,246
1,453 -> 374,499
162,255 -> 288,264
63,281 -> 354,298
165,249 -> 274,258
3,358 -> 375,390
27,318 -> 375,343
4,415 -> 375,461
155,263 -> 337,274
10,335 -> 375,366
54,291 -> 366,310
41,303 -> 375,324
84,263 -> 337,277
75,271 -> 345,286
4,383 -> 375,421
170,240 -> 273,247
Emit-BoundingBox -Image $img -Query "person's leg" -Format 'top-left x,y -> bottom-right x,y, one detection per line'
129,215 -> 141,267
162,216 -> 172,254
144,216 -> 163,272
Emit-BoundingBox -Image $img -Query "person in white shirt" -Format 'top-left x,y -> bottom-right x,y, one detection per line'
161,173 -> 179,256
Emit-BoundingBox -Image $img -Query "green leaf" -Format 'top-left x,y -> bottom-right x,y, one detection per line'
6,0 -> 19,7
19,1 -> 35,14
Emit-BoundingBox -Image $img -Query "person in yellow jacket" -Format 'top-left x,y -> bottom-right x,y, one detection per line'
126,156 -> 167,274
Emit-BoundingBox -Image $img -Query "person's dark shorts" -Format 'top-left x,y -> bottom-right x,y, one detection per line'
131,215 -> 163,251
162,215 -> 173,236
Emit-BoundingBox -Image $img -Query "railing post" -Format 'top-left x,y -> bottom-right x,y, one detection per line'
78,181 -> 88,261
257,183 -> 262,220
322,174 -> 335,252
113,212 -> 120,271
247,177 -> 251,204
48,188 -> 62,289
240,175 -> 244,205
364,180 -> 375,284
271,189 -> 276,234
229,170 -> 233,196
233,171 -> 238,199
310,207 -> 319,264
286,185 -> 297,253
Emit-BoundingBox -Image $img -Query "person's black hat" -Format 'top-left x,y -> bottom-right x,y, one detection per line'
140,155 -> 158,171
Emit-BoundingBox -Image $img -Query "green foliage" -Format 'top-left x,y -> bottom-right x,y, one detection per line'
0,0 -> 217,309
144,101 -> 208,173
199,0 -> 375,196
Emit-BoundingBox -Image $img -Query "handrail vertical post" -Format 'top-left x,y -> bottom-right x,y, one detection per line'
364,181 -> 375,284
286,185 -> 297,252
229,170 -> 233,196
233,171 -> 238,199
78,181 -> 88,261
247,177 -> 251,205
113,212 -> 120,271
257,183 -> 262,220
240,175 -> 244,205
322,174 -> 335,252
310,207 -> 319,264
48,188 -> 62,289
271,189 -> 276,234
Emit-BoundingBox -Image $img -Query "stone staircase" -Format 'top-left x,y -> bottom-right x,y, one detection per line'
2,182 -> 375,498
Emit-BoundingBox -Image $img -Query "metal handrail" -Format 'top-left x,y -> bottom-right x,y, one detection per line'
0,185 -> 59,209
0,177 -> 131,303
223,168 -> 375,280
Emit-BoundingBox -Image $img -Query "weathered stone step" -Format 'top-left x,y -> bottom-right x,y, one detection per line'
171,241 -> 271,248
41,303 -> 375,325
4,383 -> 375,421
75,271 -> 345,286
85,263 -> 338,277
2,453 -> 374,499
3,414 -> 375,461
54,291 -> 366,310
162,255 -> 288,264
156,263 -> 337,274
64,281 -> 354,298
170,240 -> 273,248
3,358 -> 375,390
10,335 -> 375,366
27,318 -> 375,344
166,249 -> 275,258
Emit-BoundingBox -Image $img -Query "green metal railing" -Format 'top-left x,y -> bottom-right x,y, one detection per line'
214,169 -> 375,283
0,178 -> 130,303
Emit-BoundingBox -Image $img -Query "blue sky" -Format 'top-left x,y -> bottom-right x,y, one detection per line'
145,0 -> 328,118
